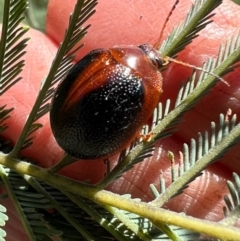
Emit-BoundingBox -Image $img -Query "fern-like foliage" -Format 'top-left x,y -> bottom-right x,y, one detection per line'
29,179 -> 125,241
222,172 -> 240,226
154,31 -> 240,143
0,106 -> 13,134
10,0 -> 98,157
38,176 -> 213,240
0,0 -> 29,94
95,6 -> 240,190
160,0 -> 222,57
0,133 -> 213,240
0,167 -> 62,240
0,151 -> 210,241
0,0 -> 240,240
0,204 -> 7,241
150,112 -> 239,206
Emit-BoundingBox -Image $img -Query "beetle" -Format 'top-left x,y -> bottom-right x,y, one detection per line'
50,44 -> 163,159
50,0 -> 181,160
50,0 -> 223,160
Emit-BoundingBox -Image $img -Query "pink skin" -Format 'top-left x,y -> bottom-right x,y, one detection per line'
0,0 -> 240,240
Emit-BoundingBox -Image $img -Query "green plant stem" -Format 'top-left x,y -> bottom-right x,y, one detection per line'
1,126 -> 240,241
103,205 -> 152,241
0,0 -> 10,82
150,220 -> 183,241
24,176 -> 95,241
49,154 -> 77,173
151,125 -> 240,207
161,0 -> 222,57
220,205 -> 240,226
63,191 -> 130,241
96,142 -> 147,189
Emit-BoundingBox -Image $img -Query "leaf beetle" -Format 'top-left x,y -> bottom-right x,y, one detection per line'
49,0 -> 182,160
50,0 -> 223,160
50,43 -> 163,159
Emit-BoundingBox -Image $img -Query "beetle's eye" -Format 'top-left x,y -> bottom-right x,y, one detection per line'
138,44 -> 162,69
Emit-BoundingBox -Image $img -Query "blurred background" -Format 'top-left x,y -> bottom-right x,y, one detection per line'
0,0 -> 48,32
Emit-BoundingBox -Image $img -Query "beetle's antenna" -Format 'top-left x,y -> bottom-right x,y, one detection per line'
162,56 -> 229,86
153,0 -> 180,50
152,1 -> 229,86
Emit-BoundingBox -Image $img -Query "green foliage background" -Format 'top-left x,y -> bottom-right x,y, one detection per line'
0,0 -> 48,32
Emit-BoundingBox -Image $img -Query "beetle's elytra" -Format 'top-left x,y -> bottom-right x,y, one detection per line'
50,44 -> 163,159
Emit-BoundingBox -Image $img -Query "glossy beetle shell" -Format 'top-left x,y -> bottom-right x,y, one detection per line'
50,44 -> 163,159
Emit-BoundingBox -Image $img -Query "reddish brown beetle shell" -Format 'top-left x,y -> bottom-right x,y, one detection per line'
50,44 -> 163,159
